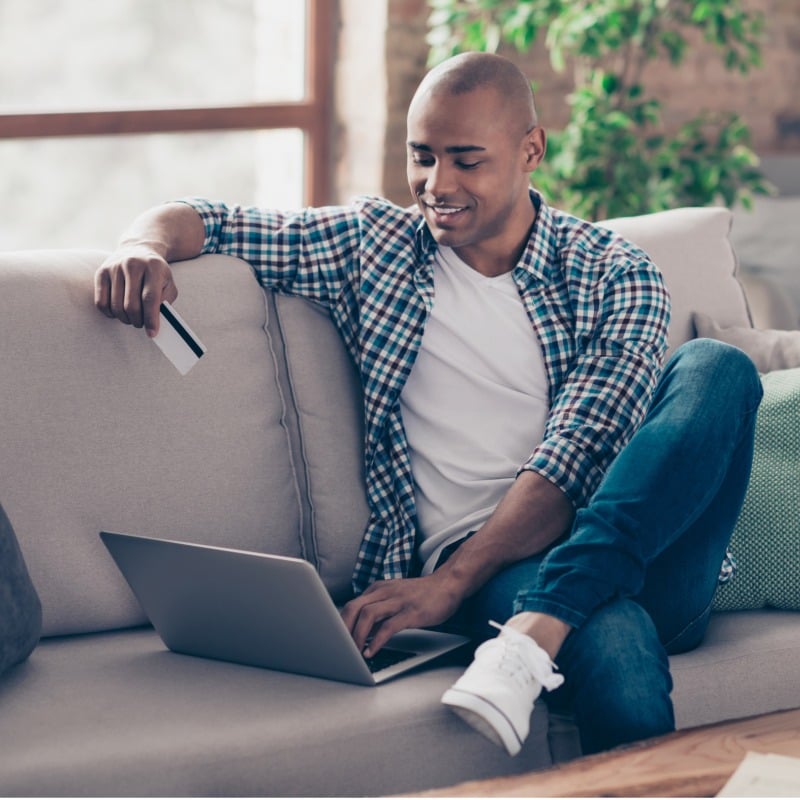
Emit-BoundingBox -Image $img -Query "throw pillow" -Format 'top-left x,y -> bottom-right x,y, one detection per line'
0,503 -> 42,675
693,313 -> 800,374
712,368 -> 800,611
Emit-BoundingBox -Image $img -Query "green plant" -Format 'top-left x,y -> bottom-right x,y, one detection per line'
427,0 -> 773,220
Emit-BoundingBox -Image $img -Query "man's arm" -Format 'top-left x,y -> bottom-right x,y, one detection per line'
95,198 -> 376,335
342,470 -> 573,656
94,202 -> 206,336
438,470 -> 574,591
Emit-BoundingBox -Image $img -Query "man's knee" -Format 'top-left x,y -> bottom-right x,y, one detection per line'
0,504 -> 42,676
671,338 -> 763,410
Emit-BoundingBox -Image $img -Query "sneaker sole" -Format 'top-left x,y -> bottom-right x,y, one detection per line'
441,687 -> 523,756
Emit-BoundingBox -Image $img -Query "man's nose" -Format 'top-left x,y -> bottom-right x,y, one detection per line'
425,162 -> 456,199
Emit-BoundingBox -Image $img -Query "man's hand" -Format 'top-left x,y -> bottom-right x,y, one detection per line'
94,245 -> 178,337
93,202 -> 205,336
341,573 -> 464,658
342,473 -> 574,657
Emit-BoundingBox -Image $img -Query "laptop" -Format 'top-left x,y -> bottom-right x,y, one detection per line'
100,531 -> 470,686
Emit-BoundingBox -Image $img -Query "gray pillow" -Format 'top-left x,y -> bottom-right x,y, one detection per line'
0,503 -> 42,676
692,312 -> 800,374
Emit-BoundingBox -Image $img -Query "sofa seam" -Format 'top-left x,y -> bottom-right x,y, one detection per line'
261,290 -> 317,567
725,210 -> 756,328
268,293 -> 320,570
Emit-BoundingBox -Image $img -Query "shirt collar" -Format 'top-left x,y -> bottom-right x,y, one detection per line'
516,189 -> 558,285
414,189 -> 558,284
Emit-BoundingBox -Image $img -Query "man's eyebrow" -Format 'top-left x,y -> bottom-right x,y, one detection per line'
407,142 -> 487,154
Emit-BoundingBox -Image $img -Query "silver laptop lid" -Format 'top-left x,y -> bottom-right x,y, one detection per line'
100,531 -> 468,685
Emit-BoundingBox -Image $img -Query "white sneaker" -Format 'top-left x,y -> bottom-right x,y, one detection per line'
441,621 -> 565,756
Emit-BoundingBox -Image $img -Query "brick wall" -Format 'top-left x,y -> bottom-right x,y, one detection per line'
381,0 -> 431,204
334,0 -> 388,201
347,0 -> 800,205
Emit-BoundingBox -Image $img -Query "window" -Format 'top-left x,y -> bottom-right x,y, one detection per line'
0,0 -> 333,249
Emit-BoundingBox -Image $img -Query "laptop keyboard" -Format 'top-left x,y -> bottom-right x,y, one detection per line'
364,647 -> 417,673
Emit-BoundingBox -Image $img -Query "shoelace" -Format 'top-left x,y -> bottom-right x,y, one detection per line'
488,620 -> 565,692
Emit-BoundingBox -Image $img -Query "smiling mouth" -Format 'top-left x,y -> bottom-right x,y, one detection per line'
424,202 -> 468,220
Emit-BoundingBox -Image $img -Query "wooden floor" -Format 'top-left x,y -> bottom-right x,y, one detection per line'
411,707 -> 800,797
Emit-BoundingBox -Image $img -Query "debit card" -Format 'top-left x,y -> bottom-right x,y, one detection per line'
151,301 -> 207,375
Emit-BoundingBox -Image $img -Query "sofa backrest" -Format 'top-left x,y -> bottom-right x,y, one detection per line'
0,251 -> 368,637
0,206 -> 750,637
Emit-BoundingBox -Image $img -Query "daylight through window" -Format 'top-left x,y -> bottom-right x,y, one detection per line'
0,0 -> 332,250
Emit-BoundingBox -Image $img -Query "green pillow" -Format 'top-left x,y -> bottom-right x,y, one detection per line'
713,368 -> 800,611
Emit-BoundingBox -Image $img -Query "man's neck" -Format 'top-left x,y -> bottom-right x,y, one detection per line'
453,199 -> 538,278
454,226 -> 535,278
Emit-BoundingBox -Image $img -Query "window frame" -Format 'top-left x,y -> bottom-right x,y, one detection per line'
0,0 -> 334,206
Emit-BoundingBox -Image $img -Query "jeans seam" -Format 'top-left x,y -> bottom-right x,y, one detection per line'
512,593 -> 587,630
662,598 -> 712,652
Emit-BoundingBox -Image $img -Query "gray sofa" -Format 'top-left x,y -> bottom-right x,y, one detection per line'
1,205 -> 800,797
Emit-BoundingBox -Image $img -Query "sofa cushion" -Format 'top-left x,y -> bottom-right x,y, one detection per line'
0,628 -> 553,796
712,368 -> 800,611
0,251 -> 306,636
268,294 -> 370,603
670,610 -> 800,729
599,207 -> 751,354
692,312 -> 800,374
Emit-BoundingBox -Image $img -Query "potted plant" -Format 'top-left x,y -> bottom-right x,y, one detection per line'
427,0 -> 773,220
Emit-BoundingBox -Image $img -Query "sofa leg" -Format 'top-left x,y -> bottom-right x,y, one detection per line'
0,503 -> 42,676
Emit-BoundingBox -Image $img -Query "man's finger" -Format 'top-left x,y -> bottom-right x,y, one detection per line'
123,268 -> 146,329
340,594 -> 367,636
94,270 -> 113,318
351,598 -> 399,653
142,284 -> 163,338
163,276 -> 178,304
363,614 -> 410,658
109,269 -> 130,325
340,579 -> 392,634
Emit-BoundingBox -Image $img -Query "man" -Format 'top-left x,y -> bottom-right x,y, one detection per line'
94,52 -> 762,756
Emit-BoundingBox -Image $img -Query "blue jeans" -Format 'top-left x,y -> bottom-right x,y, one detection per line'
441,339 -> 763,754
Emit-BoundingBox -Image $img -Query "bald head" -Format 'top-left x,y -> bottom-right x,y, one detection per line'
410,52 -> 538,136
405,51 -> 546,275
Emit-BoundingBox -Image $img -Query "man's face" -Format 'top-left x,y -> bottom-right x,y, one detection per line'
406,85 -> 542,271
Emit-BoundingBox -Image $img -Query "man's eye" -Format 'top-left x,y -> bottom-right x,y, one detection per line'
411,157 -> 434,167
457,161 -> 481,170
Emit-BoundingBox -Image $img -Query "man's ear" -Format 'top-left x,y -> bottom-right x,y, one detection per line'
522,126 -> 546,172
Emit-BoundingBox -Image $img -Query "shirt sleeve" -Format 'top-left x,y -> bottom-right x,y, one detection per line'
177,197 -> 363,306
520,255 -> 671,509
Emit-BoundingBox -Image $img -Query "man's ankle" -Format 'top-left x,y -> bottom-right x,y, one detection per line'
503,611 -> 571,659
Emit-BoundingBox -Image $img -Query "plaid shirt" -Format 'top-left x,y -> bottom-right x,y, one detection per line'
184,191 -> 671,594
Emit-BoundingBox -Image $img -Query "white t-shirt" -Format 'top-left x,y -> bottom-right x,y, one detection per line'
399,246 -> 550,574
